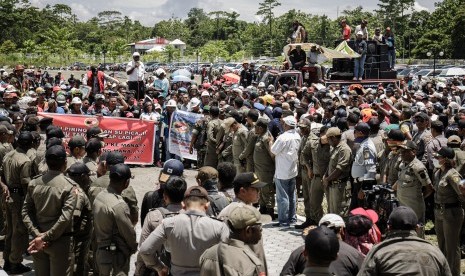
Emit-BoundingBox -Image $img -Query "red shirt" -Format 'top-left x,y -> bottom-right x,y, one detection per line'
343,25 -> 352,40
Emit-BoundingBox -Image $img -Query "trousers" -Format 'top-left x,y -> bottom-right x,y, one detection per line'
328,180 -> 351,217
301,167 -> 311,218
354,55 -> 367,79
309,175 -> 326,223
33,236 -> 73,276
96,249 -> 130,276
275,178 -> 296,225
5,194 -> 28,264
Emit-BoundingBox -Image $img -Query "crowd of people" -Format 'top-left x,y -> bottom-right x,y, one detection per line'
0,50 -> 465,276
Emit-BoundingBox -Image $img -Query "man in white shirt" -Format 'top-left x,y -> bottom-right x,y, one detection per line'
126,52 -> 145,100
271,115 -> 301,227
354,20 -> 369,40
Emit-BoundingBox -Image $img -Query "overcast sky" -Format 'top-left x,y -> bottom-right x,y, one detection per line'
30,0 -> 438,26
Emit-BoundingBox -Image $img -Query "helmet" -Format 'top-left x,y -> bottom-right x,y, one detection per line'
56,94 -> 66,104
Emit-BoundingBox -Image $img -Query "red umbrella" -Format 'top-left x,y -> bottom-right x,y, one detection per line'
223,73 -> 240,83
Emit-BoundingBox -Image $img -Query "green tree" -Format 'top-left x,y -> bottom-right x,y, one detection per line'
0,40 -> 16,54
200,41 -> 229,62
256,0 -> 281,55
152,18 -> 190,41
451,5 -> 465,58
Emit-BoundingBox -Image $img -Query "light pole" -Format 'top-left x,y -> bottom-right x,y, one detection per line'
427,50 -> 444,75
196,51 -> 201,74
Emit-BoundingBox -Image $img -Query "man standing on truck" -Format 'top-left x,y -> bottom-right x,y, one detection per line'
288,45 -> 306,70
307,45 -> 324,81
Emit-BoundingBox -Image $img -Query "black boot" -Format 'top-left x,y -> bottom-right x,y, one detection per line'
259,205 -> 267,215
266,208 -> 276,221
3,259 -> 10,272
295,218 -> 315,229
9,263 -> 31,274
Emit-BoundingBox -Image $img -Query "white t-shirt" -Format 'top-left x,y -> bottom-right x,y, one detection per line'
271,128 -> 301,180
126,60 -> 145,82
140,111 -> 160,131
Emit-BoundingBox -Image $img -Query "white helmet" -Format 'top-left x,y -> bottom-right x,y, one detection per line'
155,68 -> 166,77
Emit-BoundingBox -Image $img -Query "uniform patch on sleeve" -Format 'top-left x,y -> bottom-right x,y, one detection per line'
419,170 -> 427,180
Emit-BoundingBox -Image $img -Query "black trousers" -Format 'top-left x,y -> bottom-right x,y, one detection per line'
128,81 -> 145,100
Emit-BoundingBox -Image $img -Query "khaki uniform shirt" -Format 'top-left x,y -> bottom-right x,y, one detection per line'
253,132 -> 275,184
139,209 -> 229,275
83,155 -> 99,182
452,148 -> 465,176
296,267 -> 333,276
206,118 -> 222,152
232,125 -> 248,166
66,155 -> 82,170
89,172 -> 139,224
2,147 -> 31,191
302,133 -> 330,176
327,141 -> 352,179
200,239 -> 265,276
22,170 -> 77,242
239,125 -> 257,172
139,203 -> 183,244
413,129 -> 432,160
396,158 -> 431,222
433,168 -> 464,204
384,151 -> 402,185
92,186 -> 137,257
74,186 -> 93,238
358,230 -> 452,276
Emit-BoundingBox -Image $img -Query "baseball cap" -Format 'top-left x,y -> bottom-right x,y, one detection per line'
68,135 -> 86,149
184,186 -> 209,200
398,140 -> 417,151
322,127 -> 341,139
67,163 -> 90,176
197,166 -> 218,183
201,91 -> 210,97
85,138 -> 103,152
109,163 -> 132,180
356,31 -> 363,36
388,206 -> 418,230
354,122 -> 370,135
46,126 -> 65,139
71,97 -> 82,105
318,214 -> 346,228
256,117 -> 270,128
222,117 -> 236,132
253,102 -> 265,111
132,52 -> 140,57
283,116 -> 297,127
414,112 -> 429,121
189,97 -> 200,107
305,226 -> 339,261
233,172 -> 267,190
95,94 -> 105,101
106,151 -> 125,165
350,207 -> 379,223
46,137 -> 63,149
228,205 -> 264,230
87,127 -> 109,139
435,146 -> 455,159
447,135 -> 461,145
12,113 -> 23,123
160,159 -> 184,183
166,99 -> 177,107
386,129 -> 405,141
262,94 -> 274,105
298,118 -> 311,128
45,145 -> 67,160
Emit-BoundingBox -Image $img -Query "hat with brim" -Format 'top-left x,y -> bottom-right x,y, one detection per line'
350,207 -> 379,223
159,159 -> 184,183
233,172 -> 267,190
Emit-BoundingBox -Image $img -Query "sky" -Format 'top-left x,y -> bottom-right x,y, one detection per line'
30,0 -> 438,26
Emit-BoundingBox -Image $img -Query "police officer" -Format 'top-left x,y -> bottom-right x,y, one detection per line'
196,166 -> 230,216
216,117 -> 234,164
351,122 -> 377,209
393,140 -> 433,237
239,109 -> 259,172
93,163 -> 137,276
301,126 -> 331,225
200,205 -> 266,275
22,145 -> 77,276
2,131 -> 33,274
253,117 -> 275,217
67,135 -> 86,169
204,106 -> 222,167
230,111 -> 248,173
432,147 -> 464,276
135,176 -> 187,276
67,163 -> 93,276
88,150 -> 139,226
412,112 -> 432,160
323,127 -> 353,216
446,135 -> 465,176
399,108 -> 414,140
382,129 -> 405,186
139,186 -> 229,276
296,117 -> 312,228
82,138 -> 102,182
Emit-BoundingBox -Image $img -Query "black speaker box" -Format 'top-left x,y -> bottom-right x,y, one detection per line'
379,70 -> 397,79
365,55 -> 379,70
365,68 -> 379,79
330,72 -> 354,80
379,61 -> 390,71
379,54 -> 389,63
366,41 -> 377,55
333,58 -> 354,73
378,44 -> 388,55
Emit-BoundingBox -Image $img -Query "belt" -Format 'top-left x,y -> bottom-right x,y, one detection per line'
434,203 -> 461,209
331,177 -> 349,183
99,245 -> 118,252
8,187 -> 22,193
313,174 -> 321,177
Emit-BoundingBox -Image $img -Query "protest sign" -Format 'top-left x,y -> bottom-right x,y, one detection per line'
168,110 -> 204,160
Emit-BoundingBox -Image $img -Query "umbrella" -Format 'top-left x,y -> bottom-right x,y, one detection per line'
440,67 -> 465,76
171,69 -> 191,77
172,75 -> 192,83
223,73 -> 240,83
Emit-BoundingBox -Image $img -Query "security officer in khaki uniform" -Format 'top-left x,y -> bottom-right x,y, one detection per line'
67,135 -> 86,170
399,108 -> 414,140
88,150 -> 139,225
200,205 -> 266,276
432,147 -> 464,276
0,125 -> 13,239
323,127 -> 352,216
412,112 -> 432,161
230,112 -> 248,173
253,117 -> 275,217
2,131 -> 33,274
67,163 -> 93,276
393,140 -> 433,237
301,126 -> 330,225
295,118 -> 312,228
239,109 -> 259,172
22,145 -> 77,276
382,129 -> 405,186
204,106 -> 222,167
82,138 -> 102,182
216,117 -> 234,164
93,163 -> 138,276
446,135 -> 465,176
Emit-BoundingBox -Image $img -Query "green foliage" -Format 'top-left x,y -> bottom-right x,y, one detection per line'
200,41 -> 229,62
0,40 -> 17,54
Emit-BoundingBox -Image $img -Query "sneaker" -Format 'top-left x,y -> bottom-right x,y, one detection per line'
156,161 -> 162,168
358,77 -> 362,81
272,222 -> 290,227
9,263 -> 31,274
353,77 -> 357,80
295,219 -> 313,229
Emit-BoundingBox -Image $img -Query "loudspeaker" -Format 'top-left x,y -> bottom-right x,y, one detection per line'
378,44 -> 388,55
330,72 -> 354,80
332,58 -> 354,73
379,70 -> 397,79
379,54 -> 389,63
365,56 -> 378,70
366,41 -> 377,55
379,61 -> 390,71
365,68 -> 379,79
